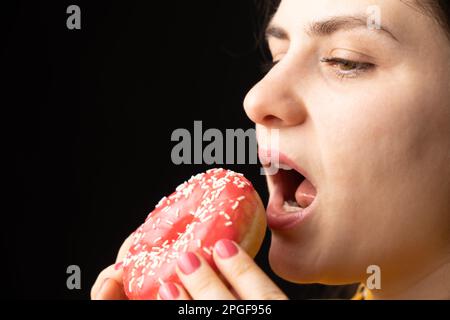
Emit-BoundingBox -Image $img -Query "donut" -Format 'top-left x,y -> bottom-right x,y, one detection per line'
122,168 -> 266,300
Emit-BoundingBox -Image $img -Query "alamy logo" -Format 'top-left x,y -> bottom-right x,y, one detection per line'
66,265 -> 81,290
66,5 -> 81,30
171,121 -> 257,166
366,265 -> 381,290
366,5 -> 381,30
170,121 -> 283,175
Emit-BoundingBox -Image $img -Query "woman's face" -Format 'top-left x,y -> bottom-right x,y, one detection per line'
244,0 -> 450,289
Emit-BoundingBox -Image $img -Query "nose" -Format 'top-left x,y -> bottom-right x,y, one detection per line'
243,61 -> 307,129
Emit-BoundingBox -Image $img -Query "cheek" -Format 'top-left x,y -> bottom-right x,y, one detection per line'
314,82 -> 439,199
309,77 -> 449,257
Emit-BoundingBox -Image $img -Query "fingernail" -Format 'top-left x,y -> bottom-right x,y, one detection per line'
114,262 -> 123,270
177,252 -> 201,275
95,278 -> 111,300
158,282 -> 180,300
215,239 -> 238,259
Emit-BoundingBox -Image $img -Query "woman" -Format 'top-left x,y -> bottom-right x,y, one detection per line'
92,0 -> 450,300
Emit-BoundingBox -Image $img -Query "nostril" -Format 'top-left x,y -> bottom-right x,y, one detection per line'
262,115 -> 283,126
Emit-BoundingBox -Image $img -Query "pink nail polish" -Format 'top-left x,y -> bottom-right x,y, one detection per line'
177,252 -> 201,275
158,282 -> 180,300
215,239 -> 238,259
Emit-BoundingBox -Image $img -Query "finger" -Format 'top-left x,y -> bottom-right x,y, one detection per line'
93,278 -> 128,300
91,232 -> 133,299
176,252 -> 236,300
213,239 -> 288,300
91,263 -> 126,299
157,282 -> 191,300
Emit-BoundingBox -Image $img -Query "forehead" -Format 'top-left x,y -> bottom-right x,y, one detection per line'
269,0 -> 437,44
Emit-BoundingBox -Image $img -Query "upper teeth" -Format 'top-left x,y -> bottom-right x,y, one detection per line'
283,200 -> 301,212
277,163 -> 293,170
268,161 -> 292,170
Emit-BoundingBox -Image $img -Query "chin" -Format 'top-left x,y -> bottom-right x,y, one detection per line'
268,231 -> 364,285
268,232 -> 321,283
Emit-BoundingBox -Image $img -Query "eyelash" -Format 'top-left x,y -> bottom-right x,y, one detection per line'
320,57 -> 375,79
261,58 -> 375,79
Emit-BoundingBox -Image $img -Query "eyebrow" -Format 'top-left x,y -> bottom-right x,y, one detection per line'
265,14 -> 399,42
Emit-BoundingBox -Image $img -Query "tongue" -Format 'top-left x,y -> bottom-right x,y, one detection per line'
295,178 -> 317,208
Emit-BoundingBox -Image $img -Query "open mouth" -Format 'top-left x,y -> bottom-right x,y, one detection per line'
260,150 -> 318,230
273,168 -> 316,209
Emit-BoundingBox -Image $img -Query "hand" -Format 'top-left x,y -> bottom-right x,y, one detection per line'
90,234 -> 133,300
157,239 -> 288,300
91,237 -> 287,300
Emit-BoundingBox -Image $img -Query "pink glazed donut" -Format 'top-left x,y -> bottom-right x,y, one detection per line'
122,168 -> 266,300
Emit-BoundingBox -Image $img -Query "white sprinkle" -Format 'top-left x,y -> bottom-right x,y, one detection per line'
156,217 -> 161,225
225,221 -> 233,227
158,277 -> 164,285
224,213 -> 231,220
168,252 -> 179,259
176,182 -> 186,191
166,220 -> 174,226
231,201 -> 239,210
237,196 -> 245,201
203,247 -> 212,255
201,215 -> 213,223
137,275 -> 144,289
197,239 -> 202,248
155,196 -> 167,208
175,208 -> 180,217
128,277 -> 135,293
153,236 -> 162,244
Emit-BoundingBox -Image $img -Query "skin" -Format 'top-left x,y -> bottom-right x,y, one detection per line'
92,0 -> 450,300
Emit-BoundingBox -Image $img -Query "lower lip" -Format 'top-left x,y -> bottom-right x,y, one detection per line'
266,187 -> 317,230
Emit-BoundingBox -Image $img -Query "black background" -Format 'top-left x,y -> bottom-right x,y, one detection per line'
3,0 -> 355,299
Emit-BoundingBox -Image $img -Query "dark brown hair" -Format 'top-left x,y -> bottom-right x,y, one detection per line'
405,0 -> 450,38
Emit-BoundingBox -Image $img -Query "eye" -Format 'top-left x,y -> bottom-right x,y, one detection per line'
320,57 -> 375,79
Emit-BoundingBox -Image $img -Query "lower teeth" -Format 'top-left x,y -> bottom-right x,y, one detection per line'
283,200 -> 302,212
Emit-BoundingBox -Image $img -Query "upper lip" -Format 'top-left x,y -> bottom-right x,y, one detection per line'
258,148 -> 314,186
